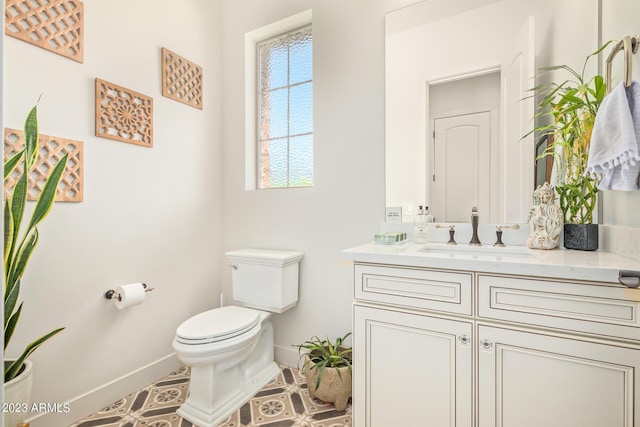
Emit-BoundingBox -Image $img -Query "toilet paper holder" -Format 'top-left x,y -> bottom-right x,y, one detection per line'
104,283 -> 154,301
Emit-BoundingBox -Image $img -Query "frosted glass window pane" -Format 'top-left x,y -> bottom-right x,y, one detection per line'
290,82 -> 312,136
260,88 -> 288,140
256,24 -> 312,189
260,138 -> 288,188
289,134 -> 313,187
290,29 -> 312,85
260,40 -> 288,90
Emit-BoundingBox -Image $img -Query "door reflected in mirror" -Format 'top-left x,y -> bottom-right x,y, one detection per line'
430,72 -> 499,223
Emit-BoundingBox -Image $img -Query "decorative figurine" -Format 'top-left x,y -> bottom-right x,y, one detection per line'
527,182 -> 564,250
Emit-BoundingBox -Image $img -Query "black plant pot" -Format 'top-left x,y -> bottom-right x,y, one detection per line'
564,223 -> 598,251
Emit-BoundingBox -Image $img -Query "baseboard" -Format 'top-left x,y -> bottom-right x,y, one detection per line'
26,353 -> 182,427
274,344 -> 300,369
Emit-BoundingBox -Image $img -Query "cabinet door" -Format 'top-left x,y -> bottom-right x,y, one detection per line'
354,305 -> 473,427
478,325 -> 640,427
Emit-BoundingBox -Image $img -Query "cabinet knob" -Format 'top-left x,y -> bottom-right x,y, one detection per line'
458,334 -> 470,346
481,339 -> 493,351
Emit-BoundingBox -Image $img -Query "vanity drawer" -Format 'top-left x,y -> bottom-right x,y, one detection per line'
354,263 -> 472,315
478,274 -> 640,341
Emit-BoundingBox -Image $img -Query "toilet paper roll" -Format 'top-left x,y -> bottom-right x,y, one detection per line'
114,282 -> 146,310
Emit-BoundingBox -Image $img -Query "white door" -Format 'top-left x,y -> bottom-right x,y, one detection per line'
353,305 -> 473,427
478,325 -> 640,427
433,111 -> 492,223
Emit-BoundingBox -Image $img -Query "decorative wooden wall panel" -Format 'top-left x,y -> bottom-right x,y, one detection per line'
162,48 -> 203,110
95,78 -> 154,148
5,0 -> 84,63
4,128 -> 84,202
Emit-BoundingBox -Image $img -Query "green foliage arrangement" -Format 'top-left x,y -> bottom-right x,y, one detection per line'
297,333 -> 352,391
528,42 -> 612,224
4,100 -> 68,383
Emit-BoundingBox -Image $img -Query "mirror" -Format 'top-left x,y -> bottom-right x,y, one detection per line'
385,0 -> 599,223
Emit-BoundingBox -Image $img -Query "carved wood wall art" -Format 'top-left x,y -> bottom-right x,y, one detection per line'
5,0 -> 84,63
162,48 -> 203,110
95,78 -> 154,148
4,128 -> 84,202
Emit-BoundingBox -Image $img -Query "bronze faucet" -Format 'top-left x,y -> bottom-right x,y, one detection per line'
469,207 -> 481,246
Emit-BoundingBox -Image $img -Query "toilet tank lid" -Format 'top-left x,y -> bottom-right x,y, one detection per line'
225,248 -> 304,266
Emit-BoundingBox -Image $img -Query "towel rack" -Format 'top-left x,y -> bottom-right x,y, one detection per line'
605,35 -> 640,94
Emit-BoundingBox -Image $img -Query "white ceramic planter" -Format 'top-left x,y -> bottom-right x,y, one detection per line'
304,355 -> 352,411
3,360 -> 33,427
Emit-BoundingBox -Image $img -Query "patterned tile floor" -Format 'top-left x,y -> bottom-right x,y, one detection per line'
70,365 -> 352,427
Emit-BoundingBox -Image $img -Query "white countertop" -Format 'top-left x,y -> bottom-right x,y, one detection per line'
342,242 -> 640,284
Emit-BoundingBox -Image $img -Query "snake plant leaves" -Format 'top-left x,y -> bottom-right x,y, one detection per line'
29,154 -> 69,232
3,99 -> 67,384
26,153 -> 67,231
6,229 -> 38,301
4,150 -> 24,180
4,201 -> 14,268
23,103 -> 40,171
4,327 -> 65,382
4,301 -> 22,351
8,173 -> 28,259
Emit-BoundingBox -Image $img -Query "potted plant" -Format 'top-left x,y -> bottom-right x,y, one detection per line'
297,333 -> 352,411
528,43 -> 612,250
4,99 -> 68,426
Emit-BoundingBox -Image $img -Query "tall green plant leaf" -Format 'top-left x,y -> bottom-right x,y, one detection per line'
23,103 -> 40,170
4,150 -> 24,180
4,201 -> 15,269
6,229 -> 38,300
6,173 -> 28,284
4,301 -> 22,351
27,153 -> 67,231
4,327 -> 64,382
4,278 -> 21,327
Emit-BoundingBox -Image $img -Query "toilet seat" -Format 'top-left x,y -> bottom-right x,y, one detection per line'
175,306 -> 260,345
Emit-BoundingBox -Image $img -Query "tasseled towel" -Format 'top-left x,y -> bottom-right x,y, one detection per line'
586,81 -> 640,190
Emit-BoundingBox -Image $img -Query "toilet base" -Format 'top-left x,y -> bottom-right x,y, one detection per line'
177,360 -> 280,427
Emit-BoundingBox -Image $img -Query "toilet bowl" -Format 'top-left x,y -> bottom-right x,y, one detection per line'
172,249 -> 303,427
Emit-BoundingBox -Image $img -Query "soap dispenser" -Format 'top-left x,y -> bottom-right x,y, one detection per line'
414,205 -> 429,244
424,206 -> 434,223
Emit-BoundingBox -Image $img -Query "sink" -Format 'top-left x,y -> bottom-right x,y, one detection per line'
418,244 -> 541,261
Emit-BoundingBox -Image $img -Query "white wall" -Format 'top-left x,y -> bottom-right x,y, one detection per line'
3,0 -> 222,422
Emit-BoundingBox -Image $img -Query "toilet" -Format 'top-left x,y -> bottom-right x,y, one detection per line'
172,248 -> 303,427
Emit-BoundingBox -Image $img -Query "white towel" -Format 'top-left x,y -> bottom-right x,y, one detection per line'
587,81 -> 640,190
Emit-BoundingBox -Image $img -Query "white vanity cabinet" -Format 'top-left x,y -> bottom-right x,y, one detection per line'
476,274 -> 640,427
347,248 -> 640,427
353,263 -> 474,427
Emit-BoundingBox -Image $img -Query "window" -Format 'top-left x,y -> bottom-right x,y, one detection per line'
256,25 -> 313,189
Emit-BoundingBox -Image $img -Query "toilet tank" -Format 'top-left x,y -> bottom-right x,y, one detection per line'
225,249 -> 304,313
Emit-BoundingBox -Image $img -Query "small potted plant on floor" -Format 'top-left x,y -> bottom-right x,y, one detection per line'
528,43 -> 611,250
297,332 -> 352,411
4,99 -> 67,427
